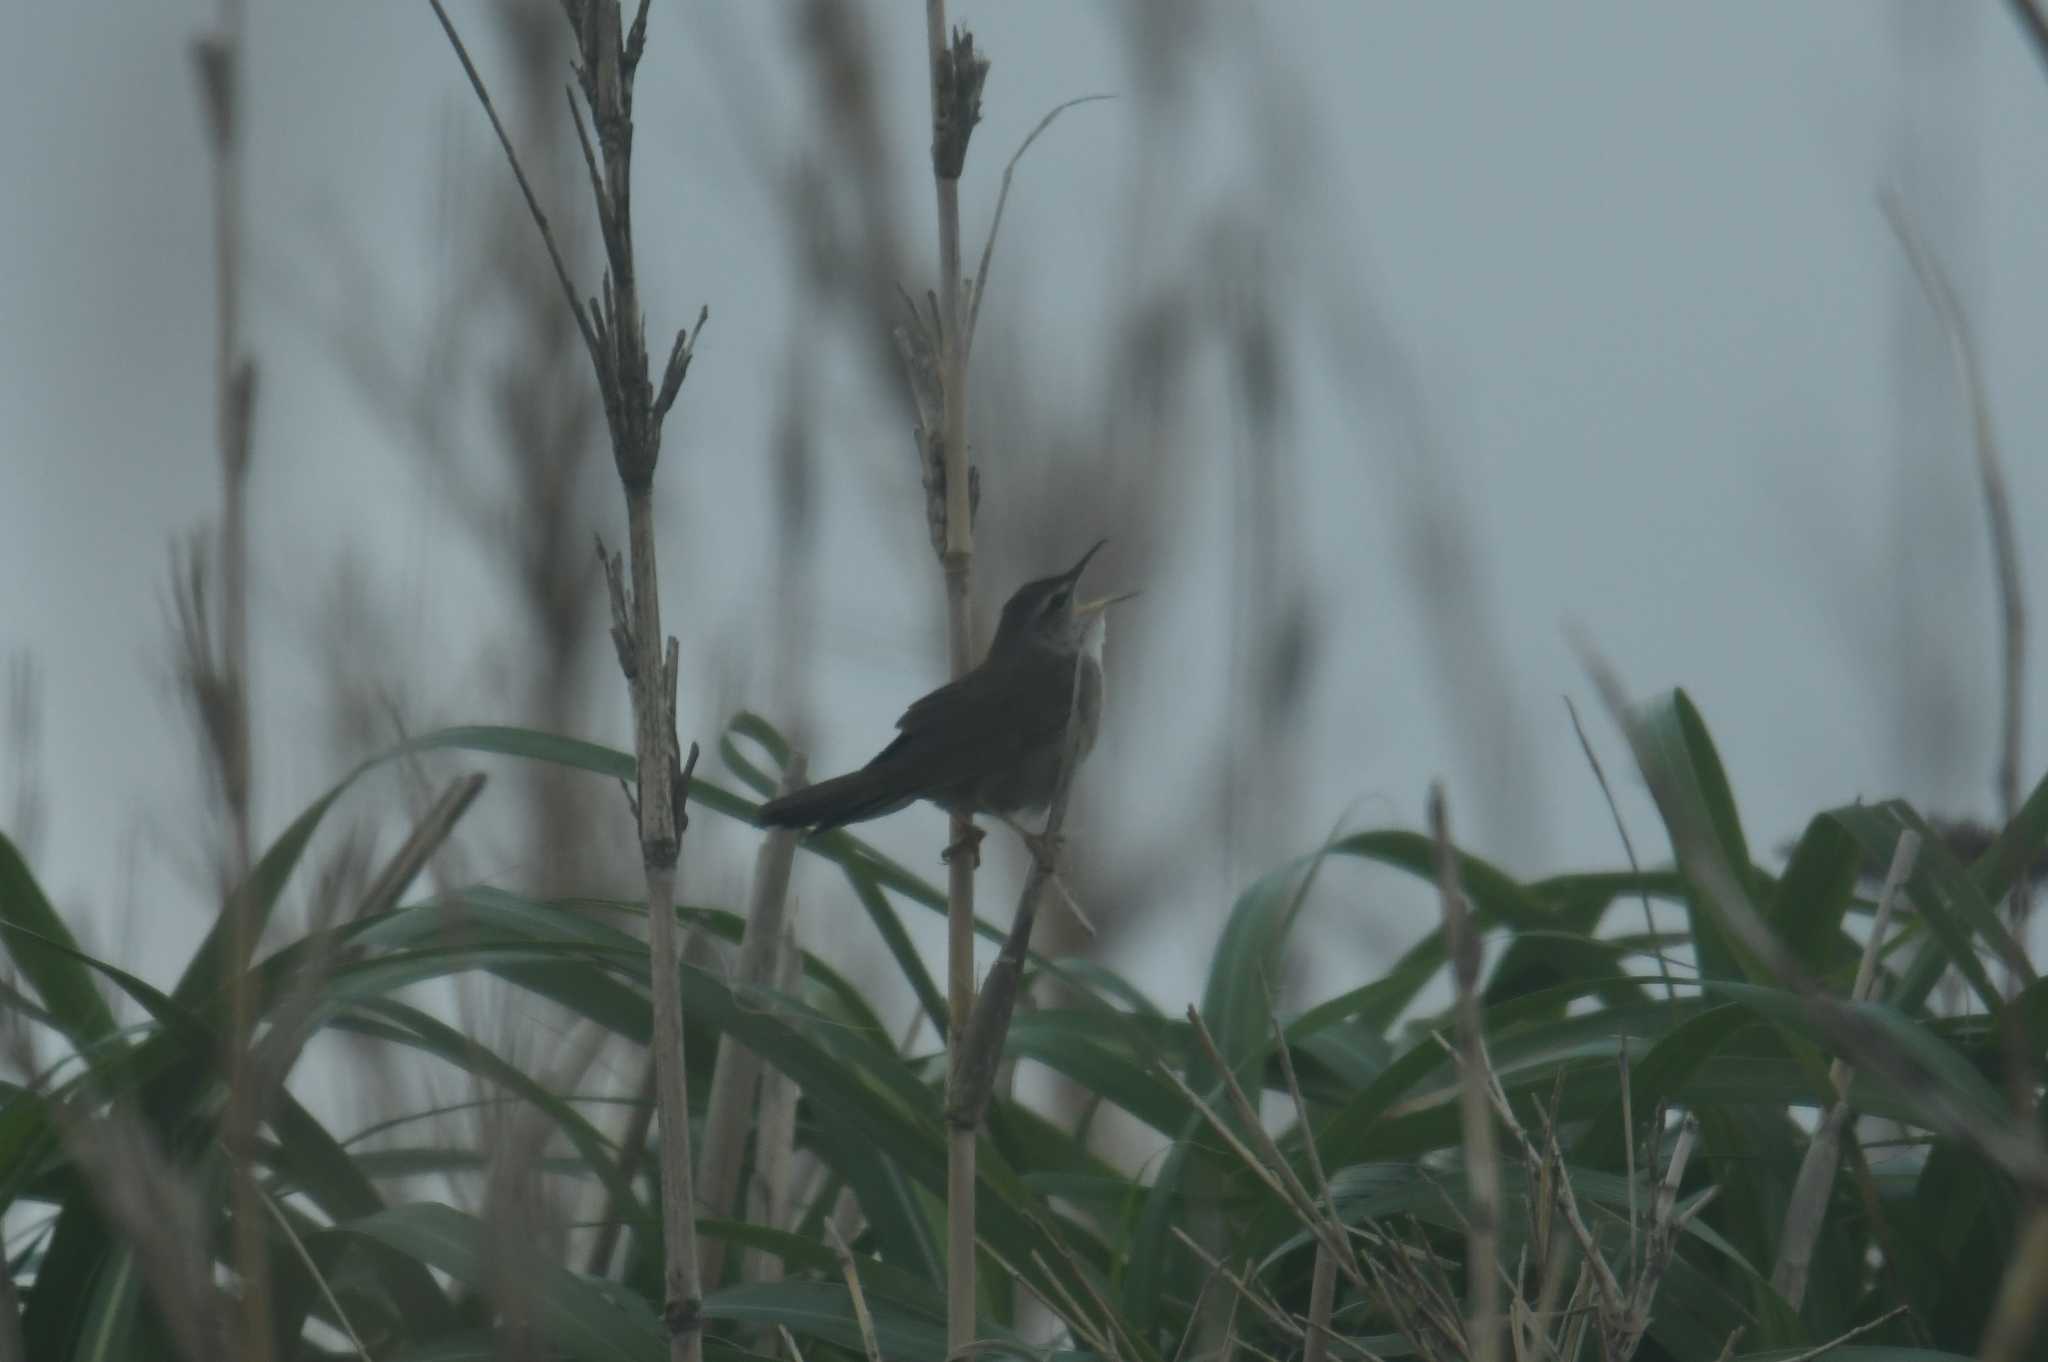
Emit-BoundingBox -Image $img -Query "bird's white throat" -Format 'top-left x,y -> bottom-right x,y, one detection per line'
1082,611 -> 1107,662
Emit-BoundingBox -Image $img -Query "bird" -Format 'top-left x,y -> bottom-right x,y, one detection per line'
756,540 -> 1133,842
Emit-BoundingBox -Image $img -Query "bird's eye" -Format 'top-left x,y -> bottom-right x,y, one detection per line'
1046,588 -> 1071,614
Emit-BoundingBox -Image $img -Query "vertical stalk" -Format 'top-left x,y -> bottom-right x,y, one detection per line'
628,488 -> 704,1362
194,0 -> 264,1354
428,2 -> 712,1354
699,755 -> 806,1290
923,4 -> 985,1354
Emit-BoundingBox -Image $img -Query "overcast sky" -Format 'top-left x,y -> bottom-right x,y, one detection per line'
5,3 -> 2044,1012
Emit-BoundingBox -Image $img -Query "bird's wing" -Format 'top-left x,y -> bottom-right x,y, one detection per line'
875,652 -> 1075,786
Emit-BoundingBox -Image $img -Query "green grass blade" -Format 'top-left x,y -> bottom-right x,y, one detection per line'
0,832 -> 117,1050
1635,689 -> 1756,982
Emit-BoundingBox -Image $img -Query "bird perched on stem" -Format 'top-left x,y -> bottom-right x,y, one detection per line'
756,541 -> 1133,847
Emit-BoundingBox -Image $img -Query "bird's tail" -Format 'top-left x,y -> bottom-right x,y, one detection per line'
755,761 -> 919,832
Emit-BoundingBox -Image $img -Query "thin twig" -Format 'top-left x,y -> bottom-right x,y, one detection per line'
1156,1063 -> 1303,1217
1168,1229 -> 1304,1343
965,93 -> 1113,354
1178,1009 -> 1366,1291
262,1189 -> 369,1361
1565,695 -> 1675,1005
1476,1061 -> 1628,1323
1167,1261 -> 1226,1362
827,1224 -> 885,1362
425,0 -> 595,361
1169,1229 -> 1388,1362
1271,1014 -> 1364,1283
1028,1250 -> 1114,1359
1780,1304 -> 1910,1362
1878,188 -> 2029,974
1035,1215 -> 1151,1362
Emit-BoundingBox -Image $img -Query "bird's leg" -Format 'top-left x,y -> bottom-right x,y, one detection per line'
993,814 -> 1094,932
994,812 -> 1066,874
941,822 -> 985,867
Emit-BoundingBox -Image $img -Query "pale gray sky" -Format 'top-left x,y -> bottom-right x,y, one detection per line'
4,3 -> 2042,1012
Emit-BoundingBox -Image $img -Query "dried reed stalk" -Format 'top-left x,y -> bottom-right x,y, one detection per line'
915,6 -> 991,1354
699,755 -> 808,1289
427,3 -> 710,1356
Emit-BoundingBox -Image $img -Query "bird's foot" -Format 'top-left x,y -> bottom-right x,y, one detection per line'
1022,831 -> 1067,870
941,824 -> 986,868
992,815 -> 1092,929
995,813 -> 1065,871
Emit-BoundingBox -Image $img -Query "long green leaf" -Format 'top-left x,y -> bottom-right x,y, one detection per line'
1635,689 -> 1755,983
0,832 -> 117,1050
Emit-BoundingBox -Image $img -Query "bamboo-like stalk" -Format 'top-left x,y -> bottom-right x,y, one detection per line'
917,6 -> 990,1355
618,483 -> 704,1362
1429,786 -> 1500,1362
699,755 -> 807,1289
428,4 -> 709,1357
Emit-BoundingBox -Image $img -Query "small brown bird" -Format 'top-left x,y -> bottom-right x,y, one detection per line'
757,541 -> 1133,835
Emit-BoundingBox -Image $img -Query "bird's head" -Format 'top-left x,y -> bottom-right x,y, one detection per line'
989,540 -> 1138,658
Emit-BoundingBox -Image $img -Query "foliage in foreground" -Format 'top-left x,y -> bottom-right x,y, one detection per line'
3,689 -> 2045,1361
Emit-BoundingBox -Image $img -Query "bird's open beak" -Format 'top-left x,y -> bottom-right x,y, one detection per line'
1075,590 -> 1139,619
1062,538 -> 1110,582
